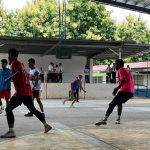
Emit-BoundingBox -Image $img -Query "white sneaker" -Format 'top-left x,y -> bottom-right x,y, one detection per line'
115,119 -> 121,124
70,104 -> 75,108
0,106 -> 4,114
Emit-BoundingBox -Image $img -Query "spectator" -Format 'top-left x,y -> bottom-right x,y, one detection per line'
127,65 -> 131,72
111,63 -> 116,83
84,65 -> 90,83
106,64 -> 111,83
55,65 -> 59,82
58,63 -> 63,83
48,62 -> 54,83
40,67 -> 44,82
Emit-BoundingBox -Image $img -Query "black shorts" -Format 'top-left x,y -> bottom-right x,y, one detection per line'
33,90 -> 41,99
116,92 -> 134,104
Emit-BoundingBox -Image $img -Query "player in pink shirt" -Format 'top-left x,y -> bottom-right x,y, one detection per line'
95,59 -> 134,125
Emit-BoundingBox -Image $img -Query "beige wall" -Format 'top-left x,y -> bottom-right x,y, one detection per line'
34,83 -> 116,99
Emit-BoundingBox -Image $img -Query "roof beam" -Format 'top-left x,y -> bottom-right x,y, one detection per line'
92,0 -> 150,14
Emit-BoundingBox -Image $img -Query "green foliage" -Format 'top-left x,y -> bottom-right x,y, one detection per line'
115,15 -> 150,44
0,0 -> 116,40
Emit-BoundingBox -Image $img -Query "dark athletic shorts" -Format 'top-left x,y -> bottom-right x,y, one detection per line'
33,90 -> 41,99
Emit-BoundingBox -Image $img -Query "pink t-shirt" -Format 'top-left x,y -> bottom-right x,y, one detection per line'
118,67 -> 134,93
11,59 -> 33,96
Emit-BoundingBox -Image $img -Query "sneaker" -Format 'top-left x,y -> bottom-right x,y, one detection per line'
24,112 -> 33,117
70,104 -> 75,108
0,106 -> 4,114
1,131 -> 16,138
44,124 -> 52,133
95,120 -> 107,126
115,119 -> 121,124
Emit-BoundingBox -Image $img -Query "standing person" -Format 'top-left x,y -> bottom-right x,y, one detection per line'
70,75 -> 86,108
48,62 -> 54,83
62,77 -> 78,104
84,65 -> 90,83
127,65 -> 131,72
25,58 -> 45,117
106,64 -> 111,83
0,59 -> 11,114
39,67 -> 44,83
58,63 -> 63,83
1,48 -> 52,138
111,63 -> 116,83
55,65 -> 59,83
95,59 -> 134,125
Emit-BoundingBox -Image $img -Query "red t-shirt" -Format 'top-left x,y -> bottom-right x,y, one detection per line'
11,59 -> 32,96
118,67 -> 134,93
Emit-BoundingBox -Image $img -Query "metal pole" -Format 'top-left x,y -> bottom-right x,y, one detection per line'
64,0 -> 67,39
119,48 -> 122,59
58,0 -> 61,40
146,58 -> 149,97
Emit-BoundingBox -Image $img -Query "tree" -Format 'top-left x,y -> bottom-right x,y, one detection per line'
0,0 -> 116,40
115,15 -> 150,62
115,15 -> 150,44
66,0 -> 116,40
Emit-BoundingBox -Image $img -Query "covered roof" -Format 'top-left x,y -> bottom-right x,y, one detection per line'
93,61 -> 150,72
0,36 -> 150,59
93,0 -> 150,14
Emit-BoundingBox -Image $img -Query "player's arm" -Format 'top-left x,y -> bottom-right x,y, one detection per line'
33,72 -> 39,89
80,82 -> 86,93
112,72 -> 126,96
4,69 -> 22,83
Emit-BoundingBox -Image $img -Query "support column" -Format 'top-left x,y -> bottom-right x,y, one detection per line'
90,58 -> 93,83
119,48 -> 122,59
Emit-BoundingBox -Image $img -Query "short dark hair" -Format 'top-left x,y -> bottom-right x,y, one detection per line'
1,59 -> 8,64
8,48 -> 19,57
28,58 -> 35,64
78,75 -> 82,78
115,59 -> 124,66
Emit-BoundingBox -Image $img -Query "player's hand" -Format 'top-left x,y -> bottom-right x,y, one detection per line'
112,88 -> 118,96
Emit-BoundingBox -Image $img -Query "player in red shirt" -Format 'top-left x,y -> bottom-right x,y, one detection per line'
1,48 -> 52,138
95,59 -> 134,126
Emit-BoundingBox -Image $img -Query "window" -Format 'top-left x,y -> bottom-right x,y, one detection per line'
93,76 -> 103,83
133,75 -> 144,86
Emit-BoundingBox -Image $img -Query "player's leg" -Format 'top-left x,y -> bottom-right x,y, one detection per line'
0,98 -> 4,114
115,92 -> 134,124
23,96 -> 52,133
115,104 -> 122,124
70,92 -> 77,108
0,91 -> 4,114
95,93 -> 121,126
24,91 -> 36,117
36,90 -> 45,117
1,96 -> 22,138
76,88 -> 79,102
5,90 -> 11,107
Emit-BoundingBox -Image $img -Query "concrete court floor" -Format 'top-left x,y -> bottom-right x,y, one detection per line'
0,98 -> 150,150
